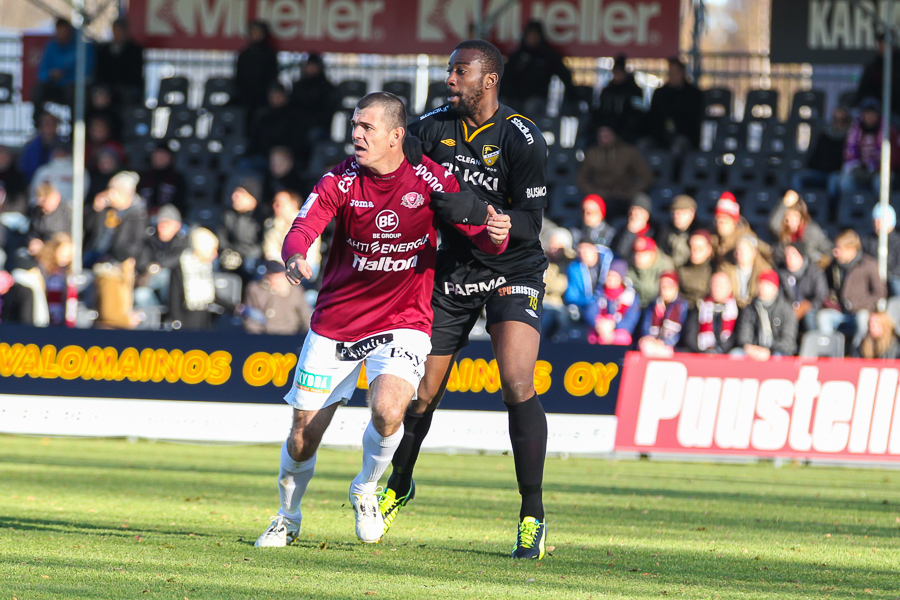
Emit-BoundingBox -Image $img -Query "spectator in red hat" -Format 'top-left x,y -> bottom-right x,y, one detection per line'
611,192 -> 656,261
732,269 -> 797,359
682,271 -> 740,354
628,235 -> 674,308
711,191 -> 770,264
720,234 -> 773,308
586,258 -> 640,345
638,270 -> 689,357
575,125 -> 654,223
677,229 -> 714,304
574,194 -> 616,247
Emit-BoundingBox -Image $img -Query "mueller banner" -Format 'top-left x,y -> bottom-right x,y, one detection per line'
771,0 -> 900,64
129,0 -> 678,58
615,352 -> 900,461
0,325 -> 625,414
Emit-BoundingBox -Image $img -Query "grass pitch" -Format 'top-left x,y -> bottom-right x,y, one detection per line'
1,435 -> 898,599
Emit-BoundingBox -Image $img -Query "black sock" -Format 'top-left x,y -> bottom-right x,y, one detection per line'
506,394 -> 547,521
386,410 -> 434,498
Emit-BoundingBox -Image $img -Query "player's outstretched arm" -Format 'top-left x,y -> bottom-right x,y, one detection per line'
285,253 -> 313,285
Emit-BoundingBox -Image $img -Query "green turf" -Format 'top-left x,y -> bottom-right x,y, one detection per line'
1,435 -> 898,599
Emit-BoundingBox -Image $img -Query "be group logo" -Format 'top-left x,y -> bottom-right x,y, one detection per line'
376,210 -> 399,233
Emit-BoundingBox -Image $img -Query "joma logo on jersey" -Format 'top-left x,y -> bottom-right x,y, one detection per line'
295,369 -> 332,393
350,199 -> 373,208
444,277 -> 507,296
510,118 -> 534,145
482,145 -> 500,166
352,254 -> 419,272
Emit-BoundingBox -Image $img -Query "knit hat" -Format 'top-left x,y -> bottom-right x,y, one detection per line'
582,194 -> 606,216
264,259 -> 286,274
109,171 -> 139,195
690,228 -> 712,244
759,269 -> 780,288
633,236 -> 657,253
660,270 -> 679,285
236,177 -> 263,202
156,204 -> 182,223
631,192 -> 652,213
671,194 -> 697,211
873,203 -> 897,230
608,258 -> 628,279
860,96 -> 881,112
716,192 -> 740,221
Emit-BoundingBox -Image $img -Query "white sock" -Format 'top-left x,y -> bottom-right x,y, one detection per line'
277,441 -> 316,524
350,421 -> 404,495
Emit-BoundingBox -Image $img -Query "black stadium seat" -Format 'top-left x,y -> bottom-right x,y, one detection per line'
725,154 -> 766,189
336,80 -> 368,110
382,81 -> 413,110
703,87 -> 733,121
790,89 -> 826,123
157,76 -> 190,108
122,106 -> 154,141
837,191 -> 879,232
424,81 -> 448,112
0,72 -> 13,104
202,77 -> 234,109
642,149 -> 675,184
680,152 -> 721,189
744,89 -> 779,122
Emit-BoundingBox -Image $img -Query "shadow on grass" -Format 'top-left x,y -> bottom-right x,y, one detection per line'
2,540 -> 898,600
0,515 -> 210,538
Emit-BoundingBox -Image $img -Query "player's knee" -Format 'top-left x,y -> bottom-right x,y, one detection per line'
371,407 -> 404,436
288,427 -> 318,462
500,378 -> 535,404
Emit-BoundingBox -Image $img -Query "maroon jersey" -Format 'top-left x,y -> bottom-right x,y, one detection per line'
283,156 -> 506,341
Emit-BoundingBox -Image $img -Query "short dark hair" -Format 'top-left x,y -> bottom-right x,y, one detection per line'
455,39 -> 505,80
56,18 -> 72,30
356,92 -> 407,132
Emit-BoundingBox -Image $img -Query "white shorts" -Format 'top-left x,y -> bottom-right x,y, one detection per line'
284,328 -> 431,411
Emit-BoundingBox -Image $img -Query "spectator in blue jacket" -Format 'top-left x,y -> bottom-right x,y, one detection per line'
19,112 -> 61,184
31,19 -> 94,124
638,270 -> 689,357
564,241 -> 613,324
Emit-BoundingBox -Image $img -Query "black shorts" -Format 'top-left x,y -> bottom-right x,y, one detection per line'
430,257 -> 545,355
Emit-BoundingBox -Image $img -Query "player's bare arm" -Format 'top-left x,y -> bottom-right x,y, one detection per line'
285,253 -> 312,284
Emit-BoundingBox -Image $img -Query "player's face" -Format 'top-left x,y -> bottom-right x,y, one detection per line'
351,105 -> 401,171
446,49 -> 491,118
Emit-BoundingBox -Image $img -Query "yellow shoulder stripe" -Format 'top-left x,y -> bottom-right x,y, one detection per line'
506,114 -> 536,126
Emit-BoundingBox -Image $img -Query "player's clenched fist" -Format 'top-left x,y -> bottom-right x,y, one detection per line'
285,253 -> 312,284
429,190 -> 490,225
485,204 -> 511,246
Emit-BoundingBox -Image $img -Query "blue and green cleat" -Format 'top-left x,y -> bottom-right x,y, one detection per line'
377,482 -> 415,536
511,517 -> 546,559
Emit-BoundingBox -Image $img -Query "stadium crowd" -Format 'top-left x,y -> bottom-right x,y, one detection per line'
2,18 -> 900,359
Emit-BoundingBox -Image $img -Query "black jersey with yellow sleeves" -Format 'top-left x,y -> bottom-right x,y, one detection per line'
409,103 -> 549,275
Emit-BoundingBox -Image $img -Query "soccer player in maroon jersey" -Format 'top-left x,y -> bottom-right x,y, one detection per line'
254,92 -> 510,547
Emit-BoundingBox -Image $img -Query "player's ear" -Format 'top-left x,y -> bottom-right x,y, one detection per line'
484,73 -> 499,89
392,126 -> 405,147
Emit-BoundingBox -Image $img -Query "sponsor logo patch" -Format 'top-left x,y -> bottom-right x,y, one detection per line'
376,210 -> 399,232
401,192 -> 425,209
443,276 -> 507,296
352,254 -> 419,272
295,369 -> 332,393
441,139 -> 456,146
350,199 -> 374,208
335,334 -> 394,361
482,144 -> 500,166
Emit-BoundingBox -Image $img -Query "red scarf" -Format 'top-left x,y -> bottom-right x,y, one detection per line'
697,295 -> 738,351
